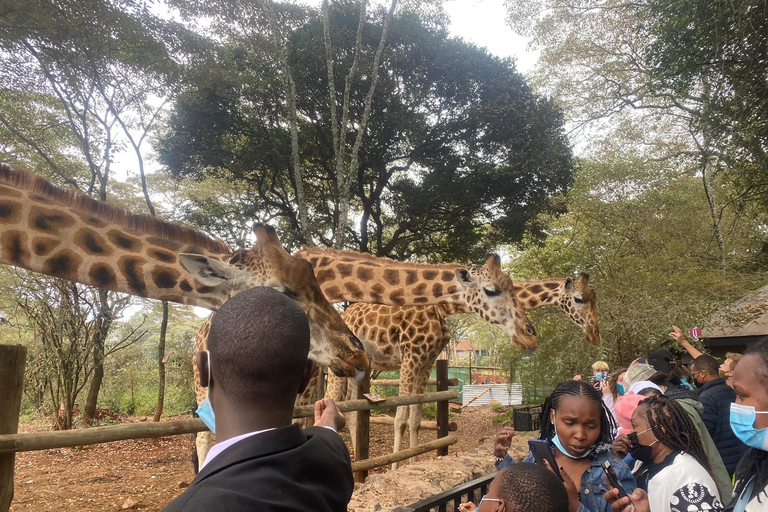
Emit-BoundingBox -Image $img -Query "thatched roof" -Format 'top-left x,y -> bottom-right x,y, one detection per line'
702,283 -> 768,338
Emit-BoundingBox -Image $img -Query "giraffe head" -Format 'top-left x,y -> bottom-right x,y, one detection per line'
559,272 -> 600,345
179,223 -> 369,378
456,254 -> 538,352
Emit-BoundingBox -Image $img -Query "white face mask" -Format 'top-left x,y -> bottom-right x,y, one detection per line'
196,351 -> 215,433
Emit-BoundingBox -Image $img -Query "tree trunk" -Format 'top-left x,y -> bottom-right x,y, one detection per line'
154,302 -> 169,422
82,289 -> 113,425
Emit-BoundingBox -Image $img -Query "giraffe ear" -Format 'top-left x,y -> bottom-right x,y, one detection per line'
180,254 -> 239,287
564,276 -> 574,290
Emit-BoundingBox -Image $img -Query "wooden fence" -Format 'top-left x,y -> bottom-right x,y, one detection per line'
0,347 -> 457,510
391,472 -> 496,512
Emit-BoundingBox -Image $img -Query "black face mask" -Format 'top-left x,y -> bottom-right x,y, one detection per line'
628,431 -> 655,462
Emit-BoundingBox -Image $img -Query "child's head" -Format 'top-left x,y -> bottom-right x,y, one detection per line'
540,380 -> 617,455
481,463 -> 568,512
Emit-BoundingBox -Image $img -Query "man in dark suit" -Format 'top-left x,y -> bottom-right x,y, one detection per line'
691,354 -> 748,477
162,286 -> 354,512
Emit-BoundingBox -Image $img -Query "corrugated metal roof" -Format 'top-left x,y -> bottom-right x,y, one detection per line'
461,384 -> 523,407
702,283 -> 768,338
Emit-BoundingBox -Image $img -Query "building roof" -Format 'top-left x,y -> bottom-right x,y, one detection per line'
455,340 -> 480,351
702,283 -> 768,338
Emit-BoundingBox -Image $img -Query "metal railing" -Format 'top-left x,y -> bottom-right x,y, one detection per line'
391,472 -> 496,512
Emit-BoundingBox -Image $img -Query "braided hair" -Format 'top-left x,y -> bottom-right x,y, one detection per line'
640,395 -> 710,472
538,380 -> 618,453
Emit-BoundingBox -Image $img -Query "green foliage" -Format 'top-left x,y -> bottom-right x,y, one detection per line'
157,2 -> 573,259
500,156 -> 768,393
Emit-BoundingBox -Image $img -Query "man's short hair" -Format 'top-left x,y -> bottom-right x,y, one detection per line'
592,360 -> 609,372
497,463 -> 569,512
692,354 -> 719,377
208,286 -> 311,407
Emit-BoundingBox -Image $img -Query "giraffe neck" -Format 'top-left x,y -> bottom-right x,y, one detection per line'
0,165 -> 232,309
297,248 -> 466,306
515,278 -> 566,310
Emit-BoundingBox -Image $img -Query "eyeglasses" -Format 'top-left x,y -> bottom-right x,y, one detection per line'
691,370 -> 705,378
479,495 -> 504,511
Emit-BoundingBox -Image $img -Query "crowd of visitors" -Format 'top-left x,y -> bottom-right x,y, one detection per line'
479,327 -> 767,512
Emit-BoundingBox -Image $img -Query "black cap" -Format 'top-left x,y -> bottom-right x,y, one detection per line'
648,347 -> 674,373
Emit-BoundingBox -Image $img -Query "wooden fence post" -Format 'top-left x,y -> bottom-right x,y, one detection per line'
0,344 -> 27,512
436,359 -> 449,456
353,370 -> 371,483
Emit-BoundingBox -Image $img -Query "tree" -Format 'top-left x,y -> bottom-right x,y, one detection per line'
158,2 -> 573,260
0,0 -> 198,423
639,0 -> 768,204
0,270 -> 145,429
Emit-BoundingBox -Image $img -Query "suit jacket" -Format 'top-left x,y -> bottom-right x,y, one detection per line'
162,424 -> 353,512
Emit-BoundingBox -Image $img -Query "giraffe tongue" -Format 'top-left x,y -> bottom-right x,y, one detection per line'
355,368 -> 366,382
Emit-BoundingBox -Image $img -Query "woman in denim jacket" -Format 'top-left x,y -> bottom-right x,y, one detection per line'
495,381 -> 636,512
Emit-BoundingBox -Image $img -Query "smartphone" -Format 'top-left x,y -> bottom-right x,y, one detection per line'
528,439 -> 563,481
602,459 -> 629,500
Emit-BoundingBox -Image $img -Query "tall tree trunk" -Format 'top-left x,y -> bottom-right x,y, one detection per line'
154,301 -> 169,422
82,289 -> 113,424
260,0 -> 313,245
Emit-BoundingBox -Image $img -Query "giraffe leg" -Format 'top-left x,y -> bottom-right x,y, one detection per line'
392,362 -> 418,470
195,431 -> 215,472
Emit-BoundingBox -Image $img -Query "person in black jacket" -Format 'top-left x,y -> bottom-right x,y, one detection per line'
690,354 -> 748,476
161,287 -> 354,512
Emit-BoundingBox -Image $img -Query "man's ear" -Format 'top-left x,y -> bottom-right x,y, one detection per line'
298,359 -> 318,394
196,351 -> 210,388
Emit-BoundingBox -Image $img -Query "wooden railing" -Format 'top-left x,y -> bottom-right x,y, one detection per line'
0,346 -> 458,512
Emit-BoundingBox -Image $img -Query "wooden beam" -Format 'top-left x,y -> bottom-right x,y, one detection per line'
0,345 -> 27,512
372,378 -> 459,387
350,434 -> 457,472
353,371 -> 371,483
0,390 -> 459,454
436,360 -> 450,456
369,416 -> 457,431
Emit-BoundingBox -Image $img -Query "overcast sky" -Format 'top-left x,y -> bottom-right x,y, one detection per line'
444,0 -> 536,72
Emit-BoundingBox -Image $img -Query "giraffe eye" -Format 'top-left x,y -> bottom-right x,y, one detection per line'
573,296 -> 585,304
484,286 -> 501,297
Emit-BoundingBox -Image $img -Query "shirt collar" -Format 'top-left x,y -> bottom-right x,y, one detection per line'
199,428 -> 277,471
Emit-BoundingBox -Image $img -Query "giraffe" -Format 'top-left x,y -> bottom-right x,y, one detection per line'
295,248 -> 539,351
192,248 -> 539,466
325,273 -> 599,467
0,163 -> 368,427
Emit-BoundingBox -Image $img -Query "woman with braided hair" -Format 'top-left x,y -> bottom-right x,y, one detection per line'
605,395 -> 724,512
510,380 -> 636,512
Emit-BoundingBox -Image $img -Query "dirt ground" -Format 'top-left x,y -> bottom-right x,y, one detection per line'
9,406 -> 537,512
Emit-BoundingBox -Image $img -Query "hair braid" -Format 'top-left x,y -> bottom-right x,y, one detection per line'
643,395 -> 710,472
538,380 -> 618,453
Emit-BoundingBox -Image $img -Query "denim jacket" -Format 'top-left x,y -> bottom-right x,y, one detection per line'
495,448 -> 635,512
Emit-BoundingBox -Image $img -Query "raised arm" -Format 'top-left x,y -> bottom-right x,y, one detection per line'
669,325 -> 703,359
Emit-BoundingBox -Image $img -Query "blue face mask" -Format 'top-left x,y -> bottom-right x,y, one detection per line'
196,351 -> 215,434
551,412 -> 591,459
595,372 -> 605,380
730,403 -> 768,450
616,384 -> 625,396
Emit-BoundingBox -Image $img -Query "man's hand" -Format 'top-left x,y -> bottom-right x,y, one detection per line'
605,487 -> 649,512
493,427 -> 515,458
611,433 -> 632,459
573,374 -> 582,381
669,325 -> 688,345
458,501 -> 477,512
314,399 -> 345,432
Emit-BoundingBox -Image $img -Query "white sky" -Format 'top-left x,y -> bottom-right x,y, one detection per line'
444,0 -> 536,72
